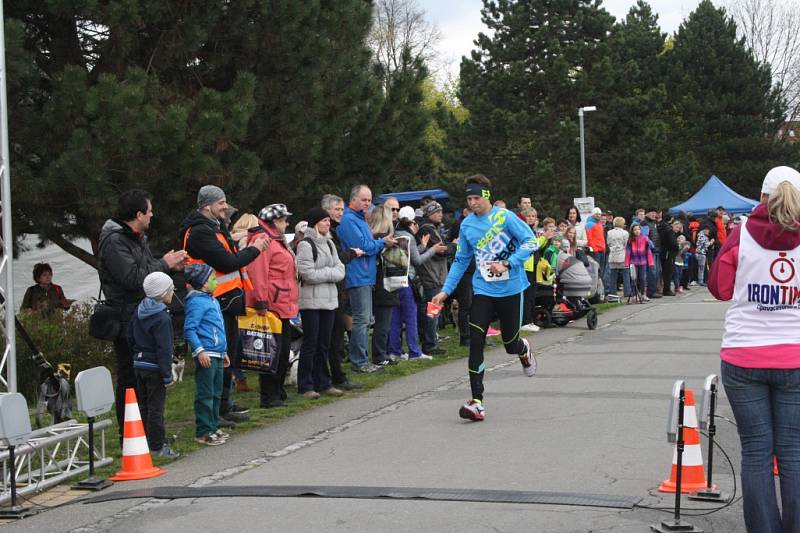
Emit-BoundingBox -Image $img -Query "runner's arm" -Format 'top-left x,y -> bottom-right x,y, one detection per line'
505,215 -> 539,270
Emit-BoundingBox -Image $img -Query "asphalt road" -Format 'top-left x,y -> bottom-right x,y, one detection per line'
7,289 -> 746,532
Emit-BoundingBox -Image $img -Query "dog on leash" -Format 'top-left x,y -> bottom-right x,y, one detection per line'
171,356 -> 186,383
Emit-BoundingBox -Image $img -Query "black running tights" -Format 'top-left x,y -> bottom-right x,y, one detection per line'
468,293 -> 527,401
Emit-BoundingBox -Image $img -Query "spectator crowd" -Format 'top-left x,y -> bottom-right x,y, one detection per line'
21,183 -> 739,457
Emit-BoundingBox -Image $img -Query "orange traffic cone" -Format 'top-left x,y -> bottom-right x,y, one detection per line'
659,388 -> 711,493
110,388 -> 166,481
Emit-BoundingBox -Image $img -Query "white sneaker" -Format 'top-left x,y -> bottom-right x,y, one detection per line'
520,323 -> 540,332
409,353 -> 433,361
398,353 -> 409,361
519,338 -> 537,377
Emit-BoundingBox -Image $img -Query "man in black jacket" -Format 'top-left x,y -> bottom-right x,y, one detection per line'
659,216 -> 680,296
179,185 -> 266,423
97,190 -> 187,441
643,208 -> 663,298
322,193 -> 362,390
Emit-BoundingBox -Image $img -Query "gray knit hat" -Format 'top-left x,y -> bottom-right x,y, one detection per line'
197,185 -> 226,209
143,272 -> 174,299
423,201 -> 443,217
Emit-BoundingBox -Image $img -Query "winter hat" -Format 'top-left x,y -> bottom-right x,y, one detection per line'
258,203 -> 292,222
294,221 -> 308,234
761,166 -> 800,196
306,207 -> 330,229
398,206 -> 416,222
184,264 -> 215,290
143,272 -> 174,299
197,185 -> 226,209
591,207 -> 602,216
423,201 -> 443,217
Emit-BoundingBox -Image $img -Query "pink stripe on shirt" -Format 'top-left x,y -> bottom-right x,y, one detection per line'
721,345 -> 800,369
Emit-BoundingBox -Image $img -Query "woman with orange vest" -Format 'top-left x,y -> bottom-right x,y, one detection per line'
709,166 -> 800,532
246,203 -> 300,408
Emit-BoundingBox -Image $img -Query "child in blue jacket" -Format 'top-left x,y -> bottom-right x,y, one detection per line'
128,272 -> 178,458
184,264 -> 230,446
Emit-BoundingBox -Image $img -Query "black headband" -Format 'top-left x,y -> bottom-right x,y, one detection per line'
465,183 -> 491,200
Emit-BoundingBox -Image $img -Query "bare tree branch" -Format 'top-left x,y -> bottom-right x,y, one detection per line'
369,0 -> 441,83
726,0 -> 800,127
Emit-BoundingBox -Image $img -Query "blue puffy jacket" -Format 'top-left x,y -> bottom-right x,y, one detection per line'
336,207 -> 386,289
183,290 -> 227,359
128,298 -> 174,384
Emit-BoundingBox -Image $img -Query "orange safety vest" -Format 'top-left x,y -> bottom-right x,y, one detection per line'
182,227 -> 254,297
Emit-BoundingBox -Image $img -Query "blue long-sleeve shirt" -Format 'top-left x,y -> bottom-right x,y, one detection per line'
336,207 -> 386,289
442,207 -> 538,297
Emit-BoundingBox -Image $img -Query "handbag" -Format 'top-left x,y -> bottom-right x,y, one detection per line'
237,307 -> 283,373
382,237 -> 410,292
89,285 -> 122,341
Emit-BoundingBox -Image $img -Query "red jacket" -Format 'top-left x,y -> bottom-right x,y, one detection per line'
715,216 -> 728,244
585,216 -> 606,252
245,220 -> 299,319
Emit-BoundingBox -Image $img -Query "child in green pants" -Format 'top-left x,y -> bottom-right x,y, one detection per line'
184,264 -> 230,446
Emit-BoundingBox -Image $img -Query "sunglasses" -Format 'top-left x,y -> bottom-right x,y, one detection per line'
390,208 -> 400,212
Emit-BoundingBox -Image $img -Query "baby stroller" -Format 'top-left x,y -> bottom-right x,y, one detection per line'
533,252 -> 598,330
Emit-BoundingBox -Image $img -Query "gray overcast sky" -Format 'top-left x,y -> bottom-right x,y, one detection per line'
419,0 -> 706,82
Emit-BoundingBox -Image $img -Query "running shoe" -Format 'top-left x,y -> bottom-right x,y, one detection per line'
408,353 -> 433,361
520,323 -> 540,332
196,433 -> 226,446
486,327 -> 501,337
212,429 -> 230,440
459,399 -> 485,421
519,338 -> 537,377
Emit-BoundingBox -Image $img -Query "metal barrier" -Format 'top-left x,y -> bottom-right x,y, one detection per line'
0,419 -> 113,505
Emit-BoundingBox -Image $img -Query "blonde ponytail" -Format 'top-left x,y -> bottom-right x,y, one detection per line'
768,181 -> 800,232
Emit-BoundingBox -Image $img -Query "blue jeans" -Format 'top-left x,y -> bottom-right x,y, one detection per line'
347,286 -> 372,369
647,252 -> 661,297
673,265 -> 683,290
297,309 -> 334,393
722,361 -> 800,532
604,267 -> 624,295
420,285 -> 441,353
623,264 -> 646,297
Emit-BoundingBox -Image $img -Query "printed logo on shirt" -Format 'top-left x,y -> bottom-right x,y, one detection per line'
475,210 -> 516,263
747,252 -> 800,310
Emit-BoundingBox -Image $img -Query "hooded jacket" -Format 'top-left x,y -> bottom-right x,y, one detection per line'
606,227 -> 628,265
183,290 -> 227,359
584,216 -> 607,253
178,210 -> 260,315
246,220 -> 299,319
97,218 -> 170,319
296,228 -> 345,311
416,218 -> 454,289
337,207 -> 386,289
710,202 -> 800,368
128,298 -> 174,384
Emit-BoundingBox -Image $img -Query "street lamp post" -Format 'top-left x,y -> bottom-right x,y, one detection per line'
578,106 -> 597,198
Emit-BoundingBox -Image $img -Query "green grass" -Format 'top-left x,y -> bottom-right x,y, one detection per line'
58,306 -> 622,478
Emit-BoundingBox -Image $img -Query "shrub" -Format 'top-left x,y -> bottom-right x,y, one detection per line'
14,304 -> 114,403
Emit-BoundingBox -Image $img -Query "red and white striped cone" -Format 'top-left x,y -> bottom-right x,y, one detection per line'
110,388 -> 166,481
659,388 -> 711,493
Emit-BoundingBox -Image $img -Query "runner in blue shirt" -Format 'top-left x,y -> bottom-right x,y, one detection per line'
431,174 -> 539,421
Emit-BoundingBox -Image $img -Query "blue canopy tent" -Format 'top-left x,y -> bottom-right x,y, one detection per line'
669,175 -> 758,215
376,188 -> 449,206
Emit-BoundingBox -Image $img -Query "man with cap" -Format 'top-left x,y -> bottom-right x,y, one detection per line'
128,271 -> 179,458
98,189 -> 187,443
585,206 -> 607,280
179,185 -> 267,424
292,220 -> 308,253
416,200 -> 453,355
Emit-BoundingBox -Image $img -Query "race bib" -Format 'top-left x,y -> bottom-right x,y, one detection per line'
479,261 -> 509,282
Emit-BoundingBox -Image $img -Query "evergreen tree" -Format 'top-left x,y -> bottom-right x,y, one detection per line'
457,0 -> 615,214
665,0 -> 789,198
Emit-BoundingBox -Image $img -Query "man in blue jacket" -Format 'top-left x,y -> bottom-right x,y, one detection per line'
336,185 -> 397,373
